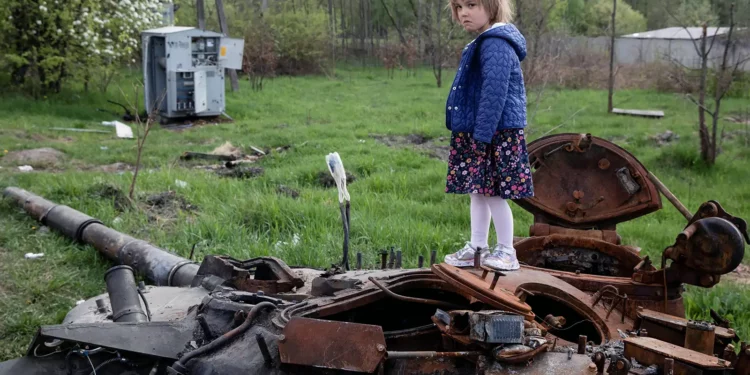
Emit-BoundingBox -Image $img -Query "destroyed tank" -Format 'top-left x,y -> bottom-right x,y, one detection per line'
1,133 -> 748,375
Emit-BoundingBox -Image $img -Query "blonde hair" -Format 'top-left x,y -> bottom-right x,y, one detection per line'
449,0 -> 514,25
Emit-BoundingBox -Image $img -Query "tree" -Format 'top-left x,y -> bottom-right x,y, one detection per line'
668,4 -> 750,165
671,0 -> 719,26
0,0 -> 165,95
547,0 -> 646,36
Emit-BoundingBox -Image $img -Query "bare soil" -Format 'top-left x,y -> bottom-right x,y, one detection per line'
86,183 -> 132,211
141,191 -> 198,222
2,148 -> 66,168
371,133 -> 450,161
725,264 -> 750,285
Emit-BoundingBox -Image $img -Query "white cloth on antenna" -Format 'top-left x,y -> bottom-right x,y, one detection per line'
326,152 -> 350,203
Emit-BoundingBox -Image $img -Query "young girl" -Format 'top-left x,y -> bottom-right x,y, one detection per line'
443,0 -> 533,271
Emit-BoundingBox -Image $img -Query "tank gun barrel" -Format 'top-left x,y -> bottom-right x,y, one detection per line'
2,186 -> 198,286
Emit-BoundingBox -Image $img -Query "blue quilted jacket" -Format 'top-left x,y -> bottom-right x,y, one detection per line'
445,24 -> 528,144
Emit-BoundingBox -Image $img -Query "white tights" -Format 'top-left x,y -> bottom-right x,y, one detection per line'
470,193 -> 514,250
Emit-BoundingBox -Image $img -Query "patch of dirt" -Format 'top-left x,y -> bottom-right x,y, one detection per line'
160,115 -> 234,132
87,183 -> 132,211
725,264 -> 750,285
317,171 -> 357,188
371,133 -> 450,161
276,185 -> 300,199
217,166 -> 265,179
649,130 -> 680,146
2,148 -> 66,168
94,162 -> 134,173
726,113 -> 750,125
141,191 -> 198,221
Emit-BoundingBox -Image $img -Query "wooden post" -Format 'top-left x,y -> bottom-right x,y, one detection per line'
215,0 -> 239,92
607,0 -> 617,113
196,0 -> 206,29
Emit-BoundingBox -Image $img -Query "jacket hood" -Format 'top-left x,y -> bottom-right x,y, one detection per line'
478,24 -> 527,61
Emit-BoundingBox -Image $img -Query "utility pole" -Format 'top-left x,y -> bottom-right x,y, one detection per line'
216,0 -> 240,91
608,0 -> 617,113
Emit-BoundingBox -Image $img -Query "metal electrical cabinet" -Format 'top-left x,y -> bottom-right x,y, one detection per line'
141,26 -> 244,121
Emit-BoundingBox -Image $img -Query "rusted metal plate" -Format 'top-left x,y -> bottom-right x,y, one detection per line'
528,223 -> 621,244
279,317 -> 386,373
431,264 -> 534,321
515,235 -> 643,277
636,309 -> 735,355
432,264 -> 632,343
516,133 -> 662,229
638,309 -> 736,340
193,255 -> 304,294
623,337 -> 732,374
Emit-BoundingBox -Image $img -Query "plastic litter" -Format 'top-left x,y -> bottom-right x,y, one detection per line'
102,121 -> 134,139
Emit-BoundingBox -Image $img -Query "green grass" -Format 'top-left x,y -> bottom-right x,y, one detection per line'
1,66 -> 749,360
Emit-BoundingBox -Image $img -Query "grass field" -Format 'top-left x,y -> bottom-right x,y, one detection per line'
1,66 -> 749,360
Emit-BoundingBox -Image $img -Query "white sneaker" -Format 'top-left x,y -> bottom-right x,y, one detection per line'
484,243 -> 520,271
444,242 -> 486,267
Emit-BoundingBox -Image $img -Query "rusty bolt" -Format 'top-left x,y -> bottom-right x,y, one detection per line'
376,344 -> 385,352
566,202 -> 579,212
616,360 -> 625,370
573,190 -> 585,200
598,158 -> 610,170
588,363 -> 597,372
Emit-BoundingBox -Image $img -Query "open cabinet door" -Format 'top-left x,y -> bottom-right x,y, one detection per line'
219,38 -> 244,70
193,71 -> 207,113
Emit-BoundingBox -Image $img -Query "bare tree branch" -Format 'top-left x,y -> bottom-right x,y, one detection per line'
380,0 -> 407,45
684,94 -> 715,117
663,4 -> 703,58
540,107 -> 588,137
706,26 -> 723,56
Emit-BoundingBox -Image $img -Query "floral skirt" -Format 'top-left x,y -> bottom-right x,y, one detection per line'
445,128 -> 534,199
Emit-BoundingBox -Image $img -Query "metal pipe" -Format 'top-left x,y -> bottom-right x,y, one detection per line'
105,265 -> 148,323
647,172 -> 693,221
256,333 -> 273,368
387,351 -> 484,359
368,277 -> 465,310
3,187 -> 199,286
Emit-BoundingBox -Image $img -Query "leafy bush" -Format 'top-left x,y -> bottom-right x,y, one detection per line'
0,0 -> 165,96
266,8 -> 330,75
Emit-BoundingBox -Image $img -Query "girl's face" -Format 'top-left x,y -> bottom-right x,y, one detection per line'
454,0 -> 490,34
